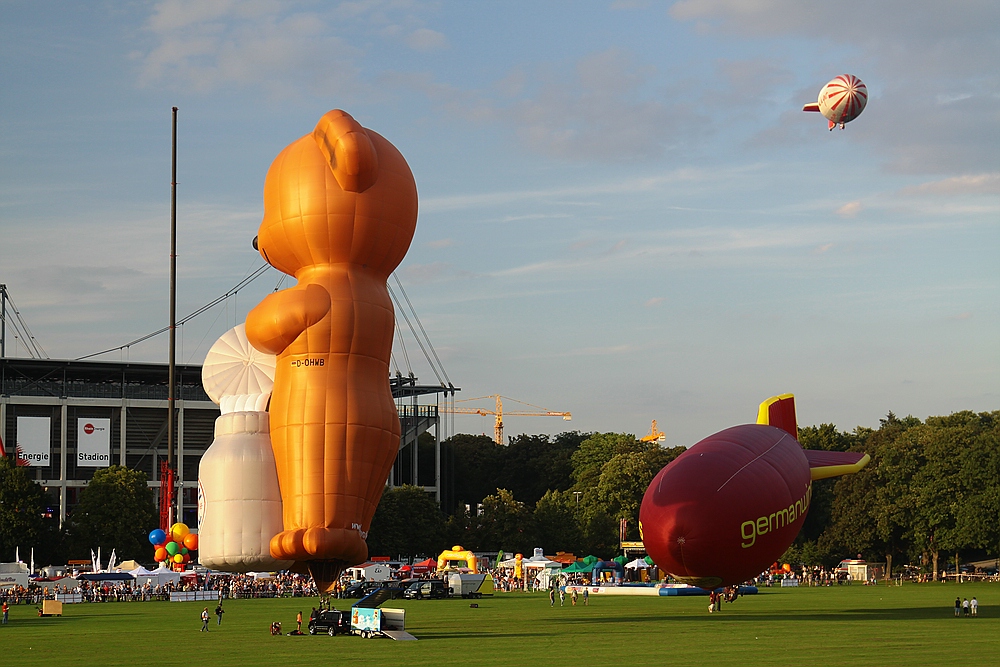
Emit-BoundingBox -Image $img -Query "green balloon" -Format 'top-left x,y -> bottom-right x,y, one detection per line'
180,547 -> 189,556
165,541 -> 180,556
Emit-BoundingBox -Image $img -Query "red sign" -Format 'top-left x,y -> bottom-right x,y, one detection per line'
84,423 -> 95,435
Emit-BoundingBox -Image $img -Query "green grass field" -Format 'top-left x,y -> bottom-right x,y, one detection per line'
3,583 -> 997,666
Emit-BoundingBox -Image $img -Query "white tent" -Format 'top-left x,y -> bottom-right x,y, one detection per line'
625,558 -> 651,570
133,567 -> 181,587
520,557 -> 561,589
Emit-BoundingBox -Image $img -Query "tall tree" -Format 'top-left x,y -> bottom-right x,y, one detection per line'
593,446 -> 685,541
474,489 -> 533,554
442,433 -> 500,511
570,432 -> 644,488
533,489 -> 584,554
368,485 -> 445,560
70,466 -> 157,560
498,432 -> 586,505
0,456 -> 46,562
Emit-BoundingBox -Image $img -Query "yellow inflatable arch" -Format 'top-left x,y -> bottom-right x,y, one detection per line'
437,546 -> 478,573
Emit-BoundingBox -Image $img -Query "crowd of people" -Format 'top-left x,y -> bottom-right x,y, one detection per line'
0,572 -> 317,605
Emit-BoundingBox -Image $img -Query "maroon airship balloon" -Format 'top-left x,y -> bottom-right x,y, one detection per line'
639,394 -> 869,588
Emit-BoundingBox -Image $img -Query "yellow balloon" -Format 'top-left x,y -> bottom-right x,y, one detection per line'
170,522 -> 190,542
173,553 -> 184,564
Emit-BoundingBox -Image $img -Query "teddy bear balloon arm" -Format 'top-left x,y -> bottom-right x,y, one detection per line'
245,282 -> 331,356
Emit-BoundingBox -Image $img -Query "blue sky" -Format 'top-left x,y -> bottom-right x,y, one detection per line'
2,1 -> 997,446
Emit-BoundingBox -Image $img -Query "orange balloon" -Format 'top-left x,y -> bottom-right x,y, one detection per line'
183,533 -> 199,551
247,109 -> 417,592
154,547 -> 167,562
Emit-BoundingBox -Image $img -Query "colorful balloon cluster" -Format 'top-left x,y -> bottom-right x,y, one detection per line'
150,523 -> 198,569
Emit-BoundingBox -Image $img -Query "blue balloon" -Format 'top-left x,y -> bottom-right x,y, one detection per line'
148,528 -> 166,545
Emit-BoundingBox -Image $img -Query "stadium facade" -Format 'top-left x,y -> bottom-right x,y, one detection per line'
0,357 -> 446,528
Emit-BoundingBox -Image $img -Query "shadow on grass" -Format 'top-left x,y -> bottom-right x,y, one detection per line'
550,607 -> 982,623
415,631 -> 552,640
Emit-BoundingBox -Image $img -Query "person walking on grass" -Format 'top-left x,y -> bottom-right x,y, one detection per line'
549,588 -> 555,607
215,602 -> 225,625
2,601 -> 8,624
971,597 -> 978,616
963,598 -> 970,617
955,597 -> 961,617
201,607 -> 210,632
297,610 -> 303,633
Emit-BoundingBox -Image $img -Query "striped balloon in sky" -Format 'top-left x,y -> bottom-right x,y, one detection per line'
803,74 -> 867,130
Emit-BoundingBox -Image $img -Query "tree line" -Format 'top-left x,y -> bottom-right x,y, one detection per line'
0,462 -> 156,566
2,409 -> 997,574
375,410 -> 1000,570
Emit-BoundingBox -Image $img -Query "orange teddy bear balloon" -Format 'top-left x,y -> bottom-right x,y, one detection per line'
245,110 -> 417,591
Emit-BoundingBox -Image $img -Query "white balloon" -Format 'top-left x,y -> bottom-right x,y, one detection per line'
198,411 -> 291,572
198,324 -> 287,572
201,324 -> 276,407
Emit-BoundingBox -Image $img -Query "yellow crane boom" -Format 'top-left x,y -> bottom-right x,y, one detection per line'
640,419 -> 665,443
440,394 -> 571,444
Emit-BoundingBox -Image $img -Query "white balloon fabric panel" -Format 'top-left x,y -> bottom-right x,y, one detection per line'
198,411 -> 292,572
202,324 -> 277,407
817,74 -> 867,125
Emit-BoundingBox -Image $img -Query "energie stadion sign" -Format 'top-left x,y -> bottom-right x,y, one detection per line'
16,416 -> 51,466
77,418 -> 111,467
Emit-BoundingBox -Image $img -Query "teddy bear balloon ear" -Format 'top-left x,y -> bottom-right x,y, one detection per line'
312,109 -> 379,193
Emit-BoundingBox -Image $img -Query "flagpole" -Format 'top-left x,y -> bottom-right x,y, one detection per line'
167,106 -> 178,528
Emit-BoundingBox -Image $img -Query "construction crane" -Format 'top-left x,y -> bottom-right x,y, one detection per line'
440,394 -> 571,444
640,419 -> 665,443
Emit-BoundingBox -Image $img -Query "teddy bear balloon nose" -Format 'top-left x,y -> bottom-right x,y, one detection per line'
252,236 -> 258,251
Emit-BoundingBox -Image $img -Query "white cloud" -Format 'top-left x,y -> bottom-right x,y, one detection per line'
398,49 -> 711,162
836,201 -> 863,218
137,0 -> 440,97
899,173 -> 1000,196
402,262 -> 451,285
669,0 -> 1000,175
405,28 -> 447,51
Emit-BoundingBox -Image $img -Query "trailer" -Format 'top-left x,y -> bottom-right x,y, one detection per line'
445,573 -> 494,599
350,588 -> 417,640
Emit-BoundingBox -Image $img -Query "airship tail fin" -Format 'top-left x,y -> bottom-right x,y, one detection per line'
757,394 -> 871,479
802,103 -> 820,112
756,393 -> 798,438
804,450 -> 871,480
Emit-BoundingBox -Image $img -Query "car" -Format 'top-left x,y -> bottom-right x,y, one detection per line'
402,579 -> 449,600
342,581 -> 385,599
307,608 -> 351,636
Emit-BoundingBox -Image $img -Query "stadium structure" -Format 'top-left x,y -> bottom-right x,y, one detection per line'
0,357 -> 451,528
0,282 -> 456,529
